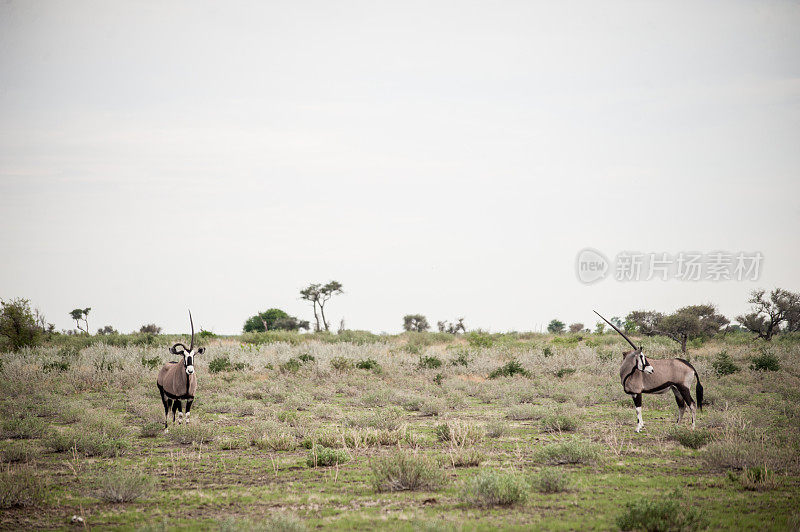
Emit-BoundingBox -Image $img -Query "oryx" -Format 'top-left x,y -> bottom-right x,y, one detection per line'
594,311 -> 703,433
157,310 -> 204,430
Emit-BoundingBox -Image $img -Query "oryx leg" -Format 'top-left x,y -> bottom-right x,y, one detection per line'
672,386 -> 687,424
159,387 -> 171,430
676,385 -> 696,429
185,399 -> 194,424
171,399 -> 181,424
633,394 -> 644,432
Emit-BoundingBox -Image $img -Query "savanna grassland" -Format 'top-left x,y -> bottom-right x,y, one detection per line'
1,331 -> 799,530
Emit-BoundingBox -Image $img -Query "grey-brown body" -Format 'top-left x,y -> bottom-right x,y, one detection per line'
157,362 -> 197,398
620,350 -> 702,432
157,310 -> 203,429
594,310 -> 702,433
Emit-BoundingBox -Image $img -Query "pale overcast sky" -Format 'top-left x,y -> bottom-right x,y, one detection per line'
1,1 -> 799,334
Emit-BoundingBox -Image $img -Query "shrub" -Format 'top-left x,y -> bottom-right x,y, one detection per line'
98,470 -> 155,502
0,468 -> 45,508
740,465 -> 777,491
542,346 -> 553,357
279,358 -> 302,373
370,451 -> 444,492
616,495 -> 708,532
42,360 -> 70,372
307,445 -> 349,467
1,416 -> 47,440
458,470 -> 528,507
467,332 -> 493,348
209,356 -> 232,373
535,439 -> 599,465
506,405 -> 545,421
433,373 -> 444,385
45,427 -> 128,457
540,414 -> 579,433
448,448 -> 486,468
531,467 -> 571,493
418,356 -> 443,370
554,368 -> 576,378
435,421 -> 484,446
330,357 -> 353,372
253,432 -> 296,452
0,298 -> 42,351
750,351 -> 780,372
486,420 -> 507,438
712,351 -> 740,377
668,427 -> 713,449
167,424 -> 216,444
140,421 -> 163,438
140,354 -> 161,370
450,348 -> 471,367
0,442 -> 35,463
355,358 -> 381,372
297,353 -> 315,363
488,361 -> 530,379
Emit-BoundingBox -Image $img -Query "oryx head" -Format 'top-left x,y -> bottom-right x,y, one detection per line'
593,310 -> 653,374
170,310 -> 204,376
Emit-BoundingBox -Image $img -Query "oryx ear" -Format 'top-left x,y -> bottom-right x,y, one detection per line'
197,347 -> 205,355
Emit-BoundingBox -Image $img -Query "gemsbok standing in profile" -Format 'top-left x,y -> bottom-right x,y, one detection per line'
157,310 -> 204,430
594,311 -> 703,433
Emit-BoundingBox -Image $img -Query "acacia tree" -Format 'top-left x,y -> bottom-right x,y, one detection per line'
139,324 -> 162,334
437,318 -> 466,334
568,323 -> 584,333
300,281 -> 343,331
627,304 -> 729,353
0,298 -> 41,351
737,288 -> 800,340
547,319 -> 565,334
243,308 -> 309,332
70,307 -> 91,335
403,314 -> 430,332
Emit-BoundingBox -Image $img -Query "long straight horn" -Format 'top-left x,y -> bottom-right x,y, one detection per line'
188,309 -> 195,351
593,310 -> 639,350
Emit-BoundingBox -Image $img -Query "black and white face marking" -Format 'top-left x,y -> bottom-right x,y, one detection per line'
637,351 -> 654,374
170,343 -> 204,376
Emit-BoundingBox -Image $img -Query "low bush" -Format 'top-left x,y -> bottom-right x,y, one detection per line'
330,357 -> 353,372
1,416 -> 47,440
542,346 -> 553,357
449,348 -> 471,367
740,465 -> 777,491
488,361 -> 530,379
98,470 -> 155,503
253,432 -> 296,452
712,351 -> 740,377
435,421 -> 483,446
46,425 -> 128,457
448,448 -> 486,467
0,468 -> 45,508
535,439 -> 599,465
355,358 -> 381,372
0,442 -> 35,463
297,353 -> 315,363
467,332 -> 493,348
418,356 -> 443,370
750,351 -> 780,372
167,424 -> 216,444
140,421 -> 163,438
140,354 -> 161,370
458,470 -> 528,507
616,495 -> 708,532
486,420 -> 507,438
209,356 -> 232,373
506,405 -> 545,421
531,467 -> 571,493
307,445 -> 349,467
540,414 -> 579,433
370,451 -> 444,492
554,368 -> 576,378
279,358 -> 302,373
668,427 -> 713,449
